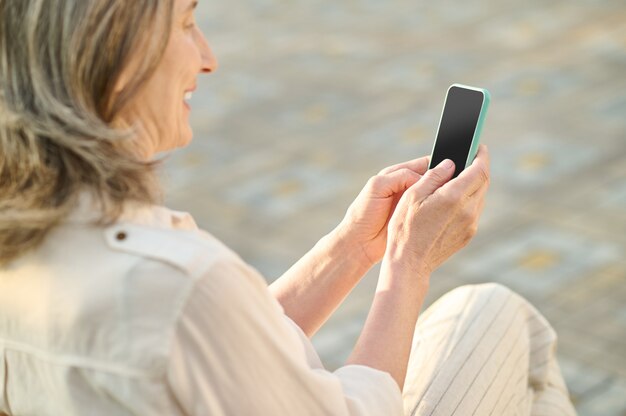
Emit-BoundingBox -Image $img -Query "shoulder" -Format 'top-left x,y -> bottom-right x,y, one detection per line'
101,220 -> 242,282
99,204 -> 269,290
64,195 -> 231,280
61,200 -> 271,304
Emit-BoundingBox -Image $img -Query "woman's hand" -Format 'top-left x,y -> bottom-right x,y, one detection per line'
336,156 -> 430,268
382,145 -> 490,287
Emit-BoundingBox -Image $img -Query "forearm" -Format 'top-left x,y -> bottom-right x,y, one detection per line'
346,261 -> 430,392
268,227 -> 373,338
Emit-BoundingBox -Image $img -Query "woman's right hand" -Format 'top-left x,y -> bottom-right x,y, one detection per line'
381,145 -> 490,289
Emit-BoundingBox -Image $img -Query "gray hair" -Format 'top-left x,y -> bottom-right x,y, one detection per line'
0,0 -> 175,266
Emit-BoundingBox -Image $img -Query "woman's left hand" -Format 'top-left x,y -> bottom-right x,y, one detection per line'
335,156 -> 430,267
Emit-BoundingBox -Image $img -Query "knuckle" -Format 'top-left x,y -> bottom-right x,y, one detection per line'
441,191 -> 457,207
400,168 -> 419,180
477,165 -> 490,185
404,186 -> 419,201
429,170 -> 446,183
446,189 -> 463,205
445,197 -> 460,210
436,191 -> 452,206
453,189 -> 465,201
469,222 -> 479,237
462,208 -> 474,224
367,175 -> 384,189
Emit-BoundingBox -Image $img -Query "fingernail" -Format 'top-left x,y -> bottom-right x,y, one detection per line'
441,159 -> 454,169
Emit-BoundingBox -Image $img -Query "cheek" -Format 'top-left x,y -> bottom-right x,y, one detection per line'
145,84 -> 184,149
178,96 -> 193,144
155,35 -> 201,144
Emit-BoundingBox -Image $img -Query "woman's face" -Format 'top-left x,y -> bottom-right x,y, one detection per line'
116,0 -> 218,159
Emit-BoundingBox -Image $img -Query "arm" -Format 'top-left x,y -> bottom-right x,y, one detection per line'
268,226 -> 373,339
268,156 -> 431,339
346,259 -> 429,392
347,147 -> 490,390
168,255 -> 403,415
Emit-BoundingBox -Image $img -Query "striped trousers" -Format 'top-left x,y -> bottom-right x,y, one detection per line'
402,282 -> 577,416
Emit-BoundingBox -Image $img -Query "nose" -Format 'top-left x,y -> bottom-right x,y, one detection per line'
196,31 -> 218,73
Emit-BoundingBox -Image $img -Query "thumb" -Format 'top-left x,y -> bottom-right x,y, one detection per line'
411,159 -> 455,201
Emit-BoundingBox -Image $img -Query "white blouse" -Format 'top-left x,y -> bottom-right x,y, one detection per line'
0,194 -> 403,415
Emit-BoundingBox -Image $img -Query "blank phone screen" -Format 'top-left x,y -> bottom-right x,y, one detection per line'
430,86 -> 484,178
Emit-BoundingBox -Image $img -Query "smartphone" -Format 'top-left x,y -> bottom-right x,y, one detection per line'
428,84 -> 490,178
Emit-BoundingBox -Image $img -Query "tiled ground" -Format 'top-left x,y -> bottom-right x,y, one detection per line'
161,1 -> 626,414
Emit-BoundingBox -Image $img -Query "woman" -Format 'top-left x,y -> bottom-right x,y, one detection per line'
0,0 -> 577,415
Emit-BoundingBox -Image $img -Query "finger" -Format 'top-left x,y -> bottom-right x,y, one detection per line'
448,144 -> 490,197
410,158 -> 455,202
378,155 -> 430,176
368,168 -> 422,198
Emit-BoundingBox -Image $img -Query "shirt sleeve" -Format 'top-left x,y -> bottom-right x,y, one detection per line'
166,254 -> 403,416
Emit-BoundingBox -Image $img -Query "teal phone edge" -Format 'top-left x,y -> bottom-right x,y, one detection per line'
428,83 -> 491,170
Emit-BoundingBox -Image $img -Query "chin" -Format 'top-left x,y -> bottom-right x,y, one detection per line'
159,131 -> 193,154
